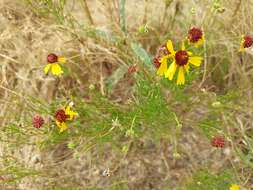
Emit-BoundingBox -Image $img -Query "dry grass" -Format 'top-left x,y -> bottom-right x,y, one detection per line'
0,0 -> 253,189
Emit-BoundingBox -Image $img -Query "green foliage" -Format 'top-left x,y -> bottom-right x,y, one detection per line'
53,186 -> 81,190
186,170 -> 236,190
105,65 -> 128,94
119,0 -> 127,33
198,115 -> 222,138
131,42 -> 152,67
0,157 -> 40,184
134,78 -> 175,137
4,0 -> 253,189
25,0 -> 69,24
84,28 -> 122,44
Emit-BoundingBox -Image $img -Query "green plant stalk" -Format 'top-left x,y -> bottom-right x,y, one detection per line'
119,0 -> 127,33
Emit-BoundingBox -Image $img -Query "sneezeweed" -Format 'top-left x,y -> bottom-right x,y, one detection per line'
54,102 -> 78,133
165,40 -> 203,85
230,184 -> 240,190
239,35 -> 253,52
211,136 -> 225,148
155,44 -> 171,76
44,53 -> 66,76
32,115 -> 44,129
187,27 -> 205,47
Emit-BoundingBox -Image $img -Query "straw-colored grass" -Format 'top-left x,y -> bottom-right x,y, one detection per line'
0,0 -> 253,189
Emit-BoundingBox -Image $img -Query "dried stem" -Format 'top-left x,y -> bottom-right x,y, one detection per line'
81,0 -> 94,25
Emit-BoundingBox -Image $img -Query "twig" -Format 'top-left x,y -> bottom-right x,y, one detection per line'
81,0 -> 94,25
199,29 -> 208,88
231,0 -> 242,19
0,53 -> 20,64
100,63 -> 105,96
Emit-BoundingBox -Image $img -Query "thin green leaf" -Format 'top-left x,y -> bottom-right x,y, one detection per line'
131,42 -> 152,67
119,0 -> 127,33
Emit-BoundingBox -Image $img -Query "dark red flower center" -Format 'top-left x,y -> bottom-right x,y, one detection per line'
47,53 -> 58,63
243,35 -> 253,48
55,109 -> 69,123
152,57 -> 161,68
175,50 -> 189,66
211,136 -> 225,148
188,27 -> 203,43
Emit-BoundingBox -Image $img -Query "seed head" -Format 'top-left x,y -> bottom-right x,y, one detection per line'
211,136 -> 225,148
188,27 -> 203,43
152,57 -> 161,68
32,115 -> 44,129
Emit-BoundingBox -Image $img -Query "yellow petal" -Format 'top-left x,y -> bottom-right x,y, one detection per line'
239,40 -> 245,52
59,123 -> 67,133
57,56 -> 66,63
157,56 -> 168,76
177,67 -> 185,85
187,51 -> 193,56
239,47 -> 245,52
230,184 -> 240,190
189,56 -> 203,67
197,36 -> 204,46
56,120 -> 68,133
194,35 -> 205,47
165,61 -> 177,80
44,64 -> 51,74
166,40 -> 175,55
65,105 -> 78,121
239,35 -> 246,52
51,63 -> 63,76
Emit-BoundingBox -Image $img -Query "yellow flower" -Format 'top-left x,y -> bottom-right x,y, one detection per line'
44,53 -> 66,76
187,27 -> 205,47
54,102 -> 78,133
165,40 -> 203,85
239,35 -> 253,52
156,41 -> 173,76
230,184 -> 240,190
65,103 -> 78,121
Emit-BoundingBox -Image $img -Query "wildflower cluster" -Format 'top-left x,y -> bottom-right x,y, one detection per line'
154,27 -> 204,85
32,102 -> 78,133
54,102 -> 78,133
28,20 -> 252,189
154,27 -> 253,85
